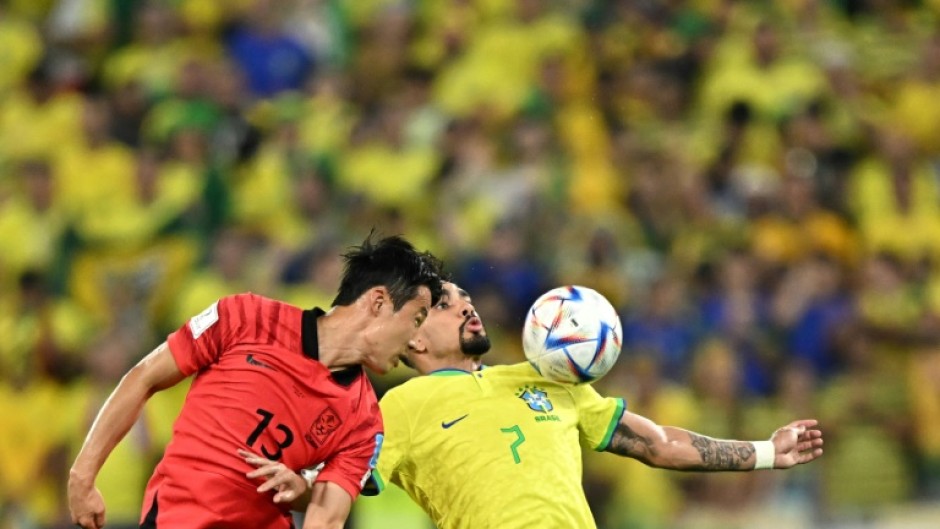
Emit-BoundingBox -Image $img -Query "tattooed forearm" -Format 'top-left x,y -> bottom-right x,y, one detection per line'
606,422 -> 656,462
688,432 -> 755,470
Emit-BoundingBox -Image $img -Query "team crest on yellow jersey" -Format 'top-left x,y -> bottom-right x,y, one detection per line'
516,386 -> 553,413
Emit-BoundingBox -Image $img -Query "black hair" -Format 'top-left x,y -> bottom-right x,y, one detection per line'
331,233 -> 444,310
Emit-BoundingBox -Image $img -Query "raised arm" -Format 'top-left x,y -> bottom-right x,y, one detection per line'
68,342 -> 186,529
604,411 -> 823,471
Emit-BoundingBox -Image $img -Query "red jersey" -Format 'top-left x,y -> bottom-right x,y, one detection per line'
141,293 -> 383,529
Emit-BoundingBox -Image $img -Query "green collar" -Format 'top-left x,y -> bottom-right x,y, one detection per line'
428,368 -> 473,376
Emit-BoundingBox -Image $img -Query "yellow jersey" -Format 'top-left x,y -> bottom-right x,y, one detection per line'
375,363 -> 625,529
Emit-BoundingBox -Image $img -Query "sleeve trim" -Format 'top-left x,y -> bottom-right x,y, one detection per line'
362,469 -> 385,496
315,475 -> 359,503
595,397 -> 626,452
166,332 -> 197,376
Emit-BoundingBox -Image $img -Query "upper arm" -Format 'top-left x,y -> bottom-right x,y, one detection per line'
302,481 -> 352,529
129,342 -> 187,394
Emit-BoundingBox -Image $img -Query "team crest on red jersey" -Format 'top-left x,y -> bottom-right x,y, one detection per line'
305,407 -> 342,447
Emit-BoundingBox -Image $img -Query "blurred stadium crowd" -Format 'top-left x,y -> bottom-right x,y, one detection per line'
3,0 -> 940,527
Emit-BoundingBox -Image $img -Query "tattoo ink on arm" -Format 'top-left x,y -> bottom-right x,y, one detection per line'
687,432 -> 755,470
606,422 -> 656,463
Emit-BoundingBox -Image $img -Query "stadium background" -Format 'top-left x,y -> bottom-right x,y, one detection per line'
2,0 -> 940,527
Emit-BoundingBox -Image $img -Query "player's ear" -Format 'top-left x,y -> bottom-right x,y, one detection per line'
409,335 -> 429,354
368,286 -> 390,315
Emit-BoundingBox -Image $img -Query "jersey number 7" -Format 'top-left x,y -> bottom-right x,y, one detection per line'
500,425 -> 526,464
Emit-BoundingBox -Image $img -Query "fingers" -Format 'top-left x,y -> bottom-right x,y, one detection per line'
795,429 -> 822,442
797,447 -> 824,464
796,435 -> 824,453
779,421 -> 822,442
237,449 -> 305,503
246,463 -> 286,479
256,471 -> 304,501
273,487 -> 297,503
75,513 -> 102,529
771,421 -> 824,468
786,419 -> 818,431
238,449 -> 261,459
252,467 -> 293,492
239,449 -> 271,469
257,476 -> 282,493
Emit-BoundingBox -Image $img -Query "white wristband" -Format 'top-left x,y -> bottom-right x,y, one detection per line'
752,440 -> 775,470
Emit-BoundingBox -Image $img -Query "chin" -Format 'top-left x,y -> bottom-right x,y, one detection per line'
362,358 -> 389,375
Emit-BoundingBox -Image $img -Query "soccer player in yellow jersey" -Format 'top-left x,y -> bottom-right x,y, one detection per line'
244,282 -> 824,528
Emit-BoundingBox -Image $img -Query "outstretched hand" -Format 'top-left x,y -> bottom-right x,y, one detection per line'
239,449 -> 308,504
770,419 -> 824,469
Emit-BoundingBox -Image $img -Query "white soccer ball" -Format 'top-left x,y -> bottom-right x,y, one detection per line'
523,285 -> 623,384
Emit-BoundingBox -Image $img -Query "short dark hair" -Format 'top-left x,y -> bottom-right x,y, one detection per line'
332,234 -> 444,310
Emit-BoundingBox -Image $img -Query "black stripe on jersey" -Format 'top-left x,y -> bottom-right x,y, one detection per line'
267,301 -> 281,345
300,308 -> 361,386
237,296 -> 247,332
254,299 -> 264,341
139,492 -> 158,528
301,308 -> 324,361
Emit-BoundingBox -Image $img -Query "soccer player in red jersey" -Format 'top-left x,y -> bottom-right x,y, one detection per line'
67,234 -> 444,529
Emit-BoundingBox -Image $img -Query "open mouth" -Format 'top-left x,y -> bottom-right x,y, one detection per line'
464,316 -> 484,333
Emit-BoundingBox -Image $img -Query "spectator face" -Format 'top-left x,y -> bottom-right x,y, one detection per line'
21,162 -> 53,211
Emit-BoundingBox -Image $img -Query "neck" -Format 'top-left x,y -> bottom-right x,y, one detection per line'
315,306 -> 369,370
422,353 -> 479,374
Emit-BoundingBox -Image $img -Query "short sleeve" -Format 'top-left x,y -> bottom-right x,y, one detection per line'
373,390 -> 411,491
570,384 -> 626,451
166,297 -> 232,376
316,413 -> 384,501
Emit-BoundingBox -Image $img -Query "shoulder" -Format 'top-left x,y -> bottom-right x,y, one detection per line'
222,292 -> 298,310
487,363 -> 594,402
352,383 -> 383,428
210,293 -> 303,338
383,374 -> 446,399
381,371 -> 471,407
483,362 -> 538,377
219,293 -> 303,322
480,362 -> 559,387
